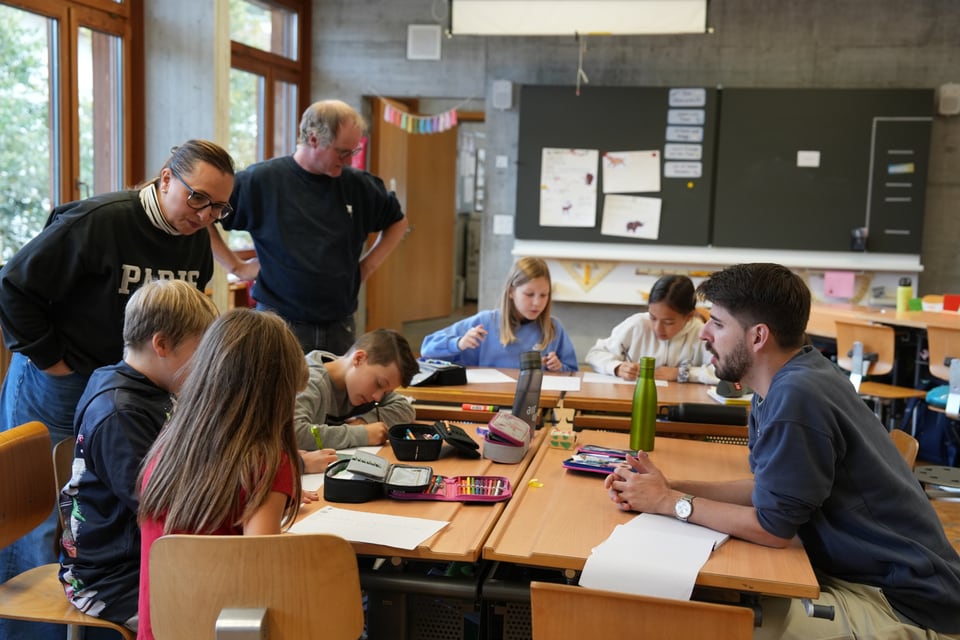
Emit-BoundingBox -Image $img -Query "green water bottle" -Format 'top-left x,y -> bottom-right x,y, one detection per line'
630,356 -> 657,451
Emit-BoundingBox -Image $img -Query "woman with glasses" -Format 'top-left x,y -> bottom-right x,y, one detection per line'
209,99 -> 409,355
0,139 -> 233,639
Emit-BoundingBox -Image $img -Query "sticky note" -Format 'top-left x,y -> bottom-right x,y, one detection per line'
823,271 -> 855,299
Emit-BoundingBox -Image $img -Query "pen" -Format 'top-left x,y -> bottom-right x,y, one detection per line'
620,344 -> 632,363
309,425 -> 324,450
375,403 -> 381,422
462,403 -> 497,411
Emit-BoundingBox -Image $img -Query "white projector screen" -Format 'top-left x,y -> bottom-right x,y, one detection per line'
451,0 -> 707,36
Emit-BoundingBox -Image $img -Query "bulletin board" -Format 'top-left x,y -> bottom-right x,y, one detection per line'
515,85 -> 718,246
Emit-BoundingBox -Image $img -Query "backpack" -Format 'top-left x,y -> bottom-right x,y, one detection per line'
900,398 -> 960,467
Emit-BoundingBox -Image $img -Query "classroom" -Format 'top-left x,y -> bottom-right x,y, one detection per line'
1,1 -> 960,639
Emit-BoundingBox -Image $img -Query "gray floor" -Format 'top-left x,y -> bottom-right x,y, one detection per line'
402,303 -> 477,357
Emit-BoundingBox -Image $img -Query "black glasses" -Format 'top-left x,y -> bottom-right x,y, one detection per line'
170,168 -> 233,220
334,146 -> 363,161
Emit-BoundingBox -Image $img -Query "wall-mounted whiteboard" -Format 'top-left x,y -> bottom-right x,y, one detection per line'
451,0 -> 707,35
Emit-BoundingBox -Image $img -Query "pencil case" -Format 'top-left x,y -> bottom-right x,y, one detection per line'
409,358 -> 467,386
561,445 -> 637,475
483,413 -> 531,464
323,450 -> 433,503
388,474 -> 512,502
388,421 -> 481,461
658,403 -> 748,426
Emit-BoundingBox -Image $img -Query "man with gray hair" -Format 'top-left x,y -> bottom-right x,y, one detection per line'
210,99 -> 408,354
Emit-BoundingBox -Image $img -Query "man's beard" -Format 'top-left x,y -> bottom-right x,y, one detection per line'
711,338 -> 751,383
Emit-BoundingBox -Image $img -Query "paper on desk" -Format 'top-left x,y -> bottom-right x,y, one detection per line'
542,375 -> 581,392
579,513 -> 729,600
301,446 -> 383,491
466,368 -> 517,384
289,506 -> 448,550
581,372 -> 668,387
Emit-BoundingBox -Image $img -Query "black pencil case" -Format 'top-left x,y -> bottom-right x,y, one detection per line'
323,451 -> 433,503
658,403 -> 748,426
389,421 -> 481,461
410,358 -> 467,386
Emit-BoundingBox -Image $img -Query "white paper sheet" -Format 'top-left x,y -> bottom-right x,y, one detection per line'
289,506 -> 448,550
581,372 -> 668,387
601,150 -> 661,194
542,375 -> 581,392
579,513 -> 728,600
539,147 -> 599,228
600,195 -> 661,240
466,368 -> 517,384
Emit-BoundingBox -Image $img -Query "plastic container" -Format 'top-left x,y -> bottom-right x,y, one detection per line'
630,356 -> 657,451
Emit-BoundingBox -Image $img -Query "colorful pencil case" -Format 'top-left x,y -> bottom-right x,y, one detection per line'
561,445 -> 637,475
388,474 -> 512,502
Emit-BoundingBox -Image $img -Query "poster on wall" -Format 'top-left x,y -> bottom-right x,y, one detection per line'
539,147 -> 598,227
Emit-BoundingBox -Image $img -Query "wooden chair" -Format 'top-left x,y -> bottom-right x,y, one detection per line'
529,581 -> 753,640
890,429 -> 919,469
0,421 -> 136,639
834,320 -> 926,427
150,533 -> 364,639
926,324 -> 960,418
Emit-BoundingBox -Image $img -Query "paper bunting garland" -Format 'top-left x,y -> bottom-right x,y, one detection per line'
383,104 -> 459,134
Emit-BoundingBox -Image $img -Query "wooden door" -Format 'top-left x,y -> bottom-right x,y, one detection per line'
365,97 -> 456,331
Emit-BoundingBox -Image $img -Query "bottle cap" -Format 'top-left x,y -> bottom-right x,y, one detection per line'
899,277 -> 912,287
639,356 -> 655,371
519,351 -> 542,369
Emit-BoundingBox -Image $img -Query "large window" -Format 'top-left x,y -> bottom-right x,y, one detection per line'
0,0 -> 138,261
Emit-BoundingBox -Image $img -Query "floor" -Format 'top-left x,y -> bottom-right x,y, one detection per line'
402,302 -> 477,357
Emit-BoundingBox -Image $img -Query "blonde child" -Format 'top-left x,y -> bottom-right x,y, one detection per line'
136,309 -> 308,640
586,274 -> 717,383
420,257 -> 578,372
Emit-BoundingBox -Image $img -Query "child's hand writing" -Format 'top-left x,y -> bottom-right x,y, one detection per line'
299,448 -> 338,474
365,422 -> 389,445
542,351 -> 562,372
457,324 -> 488,351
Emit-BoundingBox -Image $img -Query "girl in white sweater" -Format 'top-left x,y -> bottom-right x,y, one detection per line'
585,275 -> 717,384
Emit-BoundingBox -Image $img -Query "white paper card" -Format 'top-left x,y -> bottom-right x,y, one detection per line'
465,368 -> 517,384
600,195 -> 661,240
601,150 -> 661,194
539,147 -> 599,228
542,375 -> 581,392
289,506 -> 448,550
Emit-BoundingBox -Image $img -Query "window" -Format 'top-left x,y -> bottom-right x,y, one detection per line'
228,0 -> 310,249
0,0 -> 138,261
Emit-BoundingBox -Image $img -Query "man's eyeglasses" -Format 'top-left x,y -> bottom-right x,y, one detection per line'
170,168 -> 233,220
333,146 -> 363,161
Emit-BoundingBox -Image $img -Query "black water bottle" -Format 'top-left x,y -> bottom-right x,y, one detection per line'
511,351 -> 543,432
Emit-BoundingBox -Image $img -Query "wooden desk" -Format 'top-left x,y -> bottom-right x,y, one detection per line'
400,368 -> 563,422
296,423 -> 545,563
931,499 -> 960,555
563,375 -> 748,438
808,303 -> 960,339
483,431 -> 819,599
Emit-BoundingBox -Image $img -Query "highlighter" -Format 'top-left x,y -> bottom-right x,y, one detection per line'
309,425 -> 323,450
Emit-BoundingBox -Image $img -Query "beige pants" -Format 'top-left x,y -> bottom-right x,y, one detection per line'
754,575 -> 960,640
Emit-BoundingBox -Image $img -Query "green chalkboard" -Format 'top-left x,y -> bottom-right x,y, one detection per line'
515,85 -> 718,246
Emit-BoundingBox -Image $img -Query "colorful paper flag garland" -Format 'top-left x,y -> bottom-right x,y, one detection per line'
383,103 -> 459,134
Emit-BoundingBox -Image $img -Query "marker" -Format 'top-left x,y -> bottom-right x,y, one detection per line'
310,425 -> 323,450
462,403 -> 497,411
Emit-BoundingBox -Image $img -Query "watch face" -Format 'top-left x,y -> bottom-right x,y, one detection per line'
675,498 -> 693,520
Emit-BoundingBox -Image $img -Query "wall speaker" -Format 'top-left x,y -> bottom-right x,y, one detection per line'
492,80 -> 513,110
407,24 -> 442,61
937,83 -> 960,116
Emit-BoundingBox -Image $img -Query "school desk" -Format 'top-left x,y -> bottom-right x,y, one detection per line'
807,303 -> 960,339
563,374 -> 749,438
930,499 -> 960,556
295,422 -> 546,563
399,367 -> 564,422
482,430 -> 819,600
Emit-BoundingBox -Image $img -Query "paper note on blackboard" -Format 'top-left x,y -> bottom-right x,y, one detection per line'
600,195 -> 661,240
539,147 -> 599,227
823,270 -> 855,298
602,150 -> 661,194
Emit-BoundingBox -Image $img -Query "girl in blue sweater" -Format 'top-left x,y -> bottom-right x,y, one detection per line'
421,257 -> 578,371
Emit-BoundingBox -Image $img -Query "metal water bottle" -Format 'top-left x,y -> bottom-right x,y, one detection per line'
511,351 -> 543,432
630,356 -> 657,451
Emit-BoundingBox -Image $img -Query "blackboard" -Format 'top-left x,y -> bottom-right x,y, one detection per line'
515,85 -> 718,246
711,88 -> 932,254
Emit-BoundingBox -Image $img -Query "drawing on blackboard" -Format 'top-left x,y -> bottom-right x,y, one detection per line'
601,194 -> 661,240
539,147 -> 599,228
602,150 -> 661,194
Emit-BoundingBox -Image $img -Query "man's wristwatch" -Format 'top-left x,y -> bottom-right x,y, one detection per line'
674,494 -> 695,522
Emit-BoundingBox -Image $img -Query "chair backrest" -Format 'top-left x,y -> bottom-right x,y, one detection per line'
150,533 -> 364,640
890,429 -> 919,469
926,325 -> 960,383
835,320 -> 896,377
0,421 -> 54,549
529,581 -> 753,640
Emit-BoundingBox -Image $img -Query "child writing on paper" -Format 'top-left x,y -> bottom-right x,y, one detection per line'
420,257 -> 578,372
136,309 -> 308,640
295,329 -> 419,459
585,274 -> 717,384
59,279 -> 218,633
